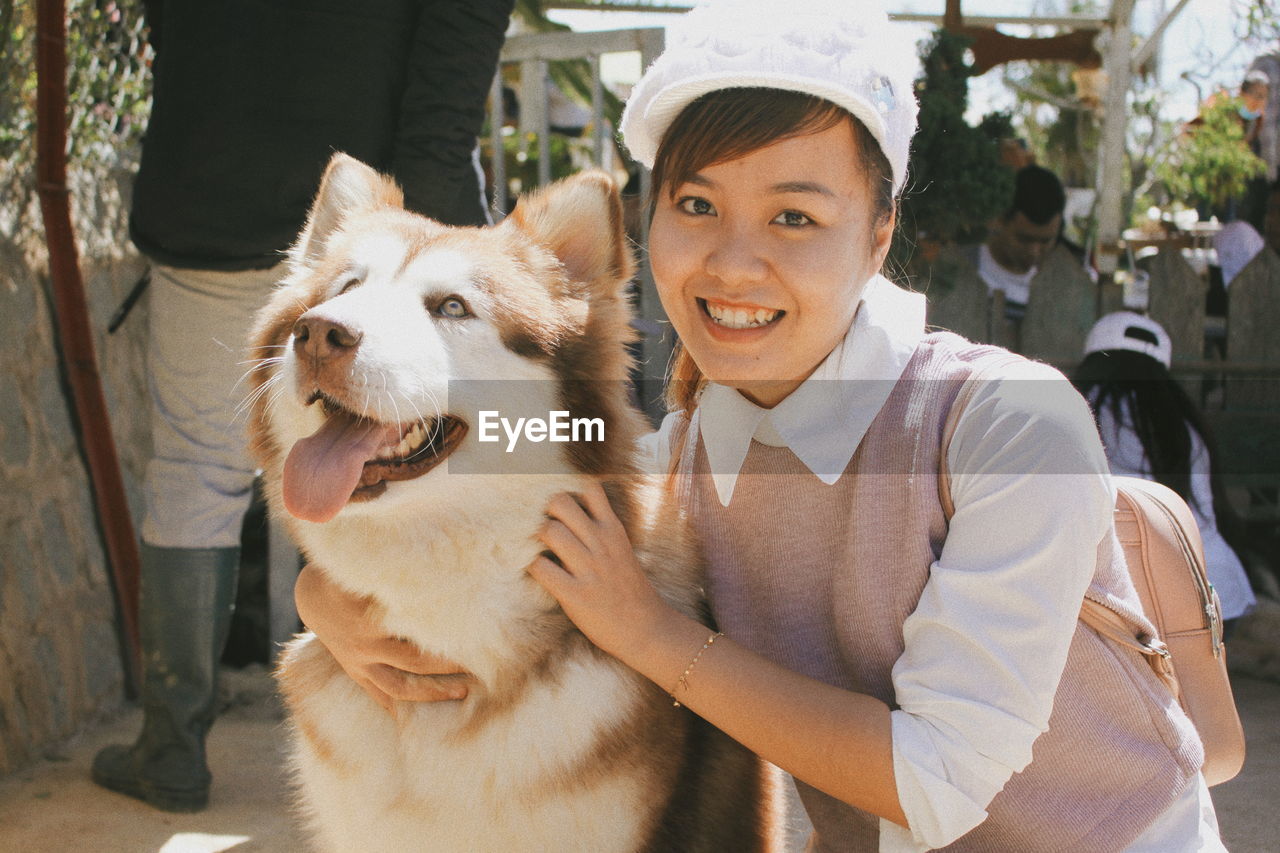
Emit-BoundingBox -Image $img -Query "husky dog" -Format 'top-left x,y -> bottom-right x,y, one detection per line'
246,154 -> 781,852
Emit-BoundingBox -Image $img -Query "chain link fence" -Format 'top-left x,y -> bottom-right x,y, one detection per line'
1,0 -> 154,773
3,0 -> 151,176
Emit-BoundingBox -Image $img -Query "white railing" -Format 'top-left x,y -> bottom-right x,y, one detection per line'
490,27 -> 671,420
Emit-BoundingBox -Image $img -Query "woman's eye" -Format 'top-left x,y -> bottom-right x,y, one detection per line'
434,296 -> 471,318
773,210 -> 813,227
677,196 -> 716,216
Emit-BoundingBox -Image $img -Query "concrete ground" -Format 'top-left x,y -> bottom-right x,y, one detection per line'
0,668 -> 1276,852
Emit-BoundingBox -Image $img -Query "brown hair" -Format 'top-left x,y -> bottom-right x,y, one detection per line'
650,88 -> 897,415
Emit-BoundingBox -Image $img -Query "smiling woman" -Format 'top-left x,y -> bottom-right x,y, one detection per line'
649,90 -> 896,409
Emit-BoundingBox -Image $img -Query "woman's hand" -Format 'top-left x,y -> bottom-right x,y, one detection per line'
294,563 -> 473,713
527,481 -> 679,659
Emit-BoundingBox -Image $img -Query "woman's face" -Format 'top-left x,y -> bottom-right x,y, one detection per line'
649,119 -> 893,408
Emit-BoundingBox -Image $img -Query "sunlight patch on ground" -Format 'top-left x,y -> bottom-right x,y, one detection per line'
158,833 -> 252,852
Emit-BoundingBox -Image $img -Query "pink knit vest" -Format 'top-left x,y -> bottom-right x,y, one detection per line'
675,332 -> 1203,852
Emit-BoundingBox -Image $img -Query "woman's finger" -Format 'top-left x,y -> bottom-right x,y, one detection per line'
545,492 -> 600,547
354,675 -> 396,714
368,636 -> 469,677
368,664 -> 471,703
580,481 -> 624,533
527,553 -> 575,594
537,519 -> 596,574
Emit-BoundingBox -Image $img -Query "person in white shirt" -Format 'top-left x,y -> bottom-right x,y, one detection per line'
977,165 -> 1068,322
294,2 -> 1226,849
1073,311 -> 1257,632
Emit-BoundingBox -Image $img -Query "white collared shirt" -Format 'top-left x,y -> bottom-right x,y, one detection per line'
977,242 -> 1036,306
641,275 -> 1218,850
693,274 -> 926,506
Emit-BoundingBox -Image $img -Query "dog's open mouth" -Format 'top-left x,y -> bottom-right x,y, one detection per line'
281,392 -> 468,524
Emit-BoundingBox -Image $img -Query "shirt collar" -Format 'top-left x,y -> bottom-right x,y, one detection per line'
697,275 -> 926,506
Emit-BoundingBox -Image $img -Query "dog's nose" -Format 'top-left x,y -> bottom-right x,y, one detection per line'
293,313 -> 362,361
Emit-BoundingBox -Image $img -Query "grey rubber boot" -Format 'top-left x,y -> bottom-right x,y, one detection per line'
91,544 -> 239,812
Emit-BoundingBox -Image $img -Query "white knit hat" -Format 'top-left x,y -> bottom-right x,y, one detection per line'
1083,311 -> 1173,368
619,0 -> 920,193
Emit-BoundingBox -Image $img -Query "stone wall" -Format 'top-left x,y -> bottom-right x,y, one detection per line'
0,159 -> 151,774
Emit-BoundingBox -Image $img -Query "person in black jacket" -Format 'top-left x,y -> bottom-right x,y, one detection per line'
92,0 -> 514,812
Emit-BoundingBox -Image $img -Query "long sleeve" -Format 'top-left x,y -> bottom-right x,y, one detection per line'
392,0 -> 516,226
882,363 -> 1115,851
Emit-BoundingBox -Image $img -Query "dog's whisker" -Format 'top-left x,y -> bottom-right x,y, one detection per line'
265,383 -> 285,416
387,381 -> 405,432
397,392 -> 436,453
422,387 -> 445,424
399,390 -> 428,429
235,357 -> 285,392
233,373 -> 283,423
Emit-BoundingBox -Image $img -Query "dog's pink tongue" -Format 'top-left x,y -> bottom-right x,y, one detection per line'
283,414 -> 395,523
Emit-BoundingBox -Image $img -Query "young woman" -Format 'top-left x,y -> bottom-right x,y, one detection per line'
295,2 -> 1225,849
1073,311 -> 1256,635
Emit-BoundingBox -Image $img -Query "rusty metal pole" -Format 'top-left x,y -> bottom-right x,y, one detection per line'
36,0 -> 141,696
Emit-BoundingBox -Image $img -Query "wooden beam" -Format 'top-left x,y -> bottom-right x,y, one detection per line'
543,3 -> 1110,28
1133,0 -> 1193,73
959,27 -> 1101,74
1096,0 -> 1138,275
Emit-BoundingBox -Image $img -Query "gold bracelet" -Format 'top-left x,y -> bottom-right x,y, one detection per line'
671,631 -> 723,708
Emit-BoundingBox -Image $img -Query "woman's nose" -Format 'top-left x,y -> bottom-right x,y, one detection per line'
702,223 -> 768,285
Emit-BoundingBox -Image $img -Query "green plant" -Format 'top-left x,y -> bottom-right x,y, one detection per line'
487,128 -> 596,201
2,0 -> 152,174
895,30 -> 1014,265
1154,96 -> 1268,212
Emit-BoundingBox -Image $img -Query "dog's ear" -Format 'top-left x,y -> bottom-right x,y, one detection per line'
507,170 -> 634,296
291,153 -> 404,267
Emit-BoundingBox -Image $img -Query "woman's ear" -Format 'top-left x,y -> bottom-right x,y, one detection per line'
872,208 -> 896,271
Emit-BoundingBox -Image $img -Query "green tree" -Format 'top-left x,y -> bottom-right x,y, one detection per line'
1155,96 -> 1267,212
1234,0 -> 1280,45
898,29 -> 1014,261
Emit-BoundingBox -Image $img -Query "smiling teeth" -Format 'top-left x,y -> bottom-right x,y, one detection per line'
705,302 -> 780,329
376,421 -> 429,461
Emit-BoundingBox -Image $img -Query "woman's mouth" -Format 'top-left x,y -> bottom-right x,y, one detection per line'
699,298 -> 783,330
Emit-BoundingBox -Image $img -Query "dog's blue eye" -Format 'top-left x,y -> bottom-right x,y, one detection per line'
437,296 -> 471,319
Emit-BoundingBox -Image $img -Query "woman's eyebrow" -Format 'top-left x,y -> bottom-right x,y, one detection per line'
769,180 -> 836,197
677,175 -> 835,197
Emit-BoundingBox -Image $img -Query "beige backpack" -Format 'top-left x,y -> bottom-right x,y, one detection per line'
941,366 -> 1247,786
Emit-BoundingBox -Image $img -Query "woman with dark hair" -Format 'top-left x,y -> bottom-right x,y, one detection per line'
1073,311 -> 1256,634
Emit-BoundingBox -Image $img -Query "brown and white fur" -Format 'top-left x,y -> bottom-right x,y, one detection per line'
246,154 -> 781,852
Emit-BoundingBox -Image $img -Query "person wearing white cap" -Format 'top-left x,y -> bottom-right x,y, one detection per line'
1074,312 -> 1256,631
297,1 -> 1225,850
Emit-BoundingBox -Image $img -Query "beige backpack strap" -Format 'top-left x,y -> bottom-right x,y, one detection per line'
1079,599 -> 1179,694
